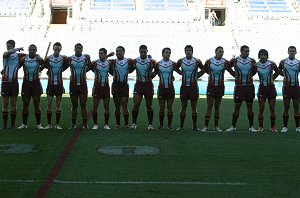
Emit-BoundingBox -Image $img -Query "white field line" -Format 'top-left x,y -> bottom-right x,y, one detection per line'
0,179 -> 248,186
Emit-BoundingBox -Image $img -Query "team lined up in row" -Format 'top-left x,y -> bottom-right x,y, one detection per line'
1,40 -> 300,132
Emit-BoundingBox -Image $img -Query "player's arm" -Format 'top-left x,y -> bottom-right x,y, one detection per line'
150,62 -> 159,79
273,61 -> 283,80
3,47 -> 24,58
108,59 -> 115,75
61,55 -> 70,71
197,59 -> 208,78
40,57 -> 49,71
226,58 -> 235,77
174,59 -> 183,75
128,58 -> 136,73
87,61 -> 96,72
251,59 -> 257,76
106,52 -> 115,59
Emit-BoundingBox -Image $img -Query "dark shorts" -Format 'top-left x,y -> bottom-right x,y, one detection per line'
1,82 -> 19,97
21,81 -> 43,97
112,82 -> 129,98
257,84 -> 277,100
93,84 -> 110,99
47,85 -> 64,97
180,85 -> 199,101
234,84 -> 255,103
133,81 -> 154,98
283,86 -> 300,100
158,86 -> 175,100
206,85 -> 225,98
70,84 -> 88,96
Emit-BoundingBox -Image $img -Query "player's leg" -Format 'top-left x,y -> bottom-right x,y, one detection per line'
246,101 -> 256,132
226,102 -> 242,131
166,98 -> 174,129
103,97 -> 110,129
131,94 -> 142,128
202,95 -> 214,131
268,98 -> 277,132
45,95 -> 53,128
10,96 -> 17,128
191,98 -> 199,130
113,96 -> 121,128
79,93 -> 88,128
292,98 -> 300,132
1,96 -> 9,128
54,95 -> 63,129
145,96 -> 154,129
258,98 -> 265,132
70,94 -> 78,129
158,98 -> 165,129
33,95 -> 42,128
213,97 -> 222,131
121,96 -> 129,128
282,97 -> 290,132
19,95 -> 30,128
92,96 -> 100,129
177,98 -> 188,130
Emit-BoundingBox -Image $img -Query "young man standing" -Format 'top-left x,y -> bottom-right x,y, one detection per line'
175,45 -> 203,130
1,40 -> 24,129
278,46 -> 300,133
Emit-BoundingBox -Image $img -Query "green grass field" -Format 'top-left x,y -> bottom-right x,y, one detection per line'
1,97 -> 300,197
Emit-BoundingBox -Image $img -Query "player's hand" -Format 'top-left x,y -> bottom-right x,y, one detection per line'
0,70 -> 3,75
107,52 -> 115,57
84,54 -> 91,60
17,47 -> 24,52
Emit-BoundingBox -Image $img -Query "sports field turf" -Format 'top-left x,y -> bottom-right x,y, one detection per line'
0,97 -> 300,197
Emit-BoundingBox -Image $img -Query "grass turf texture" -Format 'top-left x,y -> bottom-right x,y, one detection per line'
0,97 -> 300,197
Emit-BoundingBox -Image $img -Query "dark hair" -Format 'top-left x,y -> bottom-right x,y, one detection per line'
75,43 -> 83,48
258,49 -> 268,59
139,45 -> 148,50
6,40 -> 15,47
288,46 -> 297,52
215,46 -> 223,53
99,48 -> 107,54
116,46 -> 125,52
240,45 -> 249,52
29,44 -> 37,50
53,42 -> 62,48
184,45 -> 193,52
162,47 -> 171,54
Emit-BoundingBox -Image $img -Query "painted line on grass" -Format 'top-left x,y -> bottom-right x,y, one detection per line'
35,112 -> 92,198
0,179 -> 248,186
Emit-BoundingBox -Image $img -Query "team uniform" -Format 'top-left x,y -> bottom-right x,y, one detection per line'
92,59 -> 111,99
256,60 -> 278,100
177,57 -> 203,100
155,59 -> 177,100
44,54 -> 69,96
204,57 -> 230,98
279,58 -> 300,99
230,56 -> 256,103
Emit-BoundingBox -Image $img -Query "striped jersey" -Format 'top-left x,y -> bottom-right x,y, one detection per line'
20,55 -> 43,81
110,58 -> 135,83
177,57 -> 202,86
255,60 -> 277,86
44,54 -> 68,86
2,52 -> 24,82
154,59 -> 176,88
134,57 -> 156,83
204,57 -> 229,86
279,58 -> 300,86
230,56 -> 256,85
91,59 -> 110,87
69,55 -> 91,86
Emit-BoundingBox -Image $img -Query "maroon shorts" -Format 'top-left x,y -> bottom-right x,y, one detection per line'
206,85 -> 225,98
180,85 -> 199,101
92,84 -> 110,99
234,84 -> 255,103
1,82 -> 19,96
133,81 -> 154,98
70,84 -> 88,96
282,86 -> 300,100
257,84 -> 277,100
47,84 -> 64,97
158,86 -> 175,100
21,81 -> 43,97
112,82 -> 129,98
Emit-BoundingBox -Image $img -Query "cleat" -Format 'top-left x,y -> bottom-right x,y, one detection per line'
270,127 -> 278,133
131,123 -> 137,129
158,125 -> 164,130
257,127 -> 264,133
82,124 -> 89,129
176,127 -> 184,131
36,124 -> 44,129
115,124 -> 120,129
193,127 -> 201,131
10,125 -> 16,129
18,124 -> 28,129
147,125 -> 155,130
213,126 -> 223,132
43,124 -> 52,130
1,125 -> 8,129
92,124 -> 99,130
226,126 -> 236,132
103,125 -> 111,130
249,126 -> 257,132
201,126 -> 209,132
55,124 -> 63,130
69,124 -> 76,130
281,127 -> 288,133
167,126 -> 173,130
124,125 -> 130,129
296,127 -> 300,133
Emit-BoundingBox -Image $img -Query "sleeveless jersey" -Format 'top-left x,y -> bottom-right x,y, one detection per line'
45,54 -> 68,86
93,59 -> 110,87
135,57 -> 154,83
21,55 -> 41,81
279,58 -> 300,86
2,53 -> 22,82
155,60 -> 175,88
69,55 -> 90,86
230,56 -> 256,85
256,60 -> 277,86
111,58 -> 134,83
177,57 -> 202,86
205,57 -> 228,86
